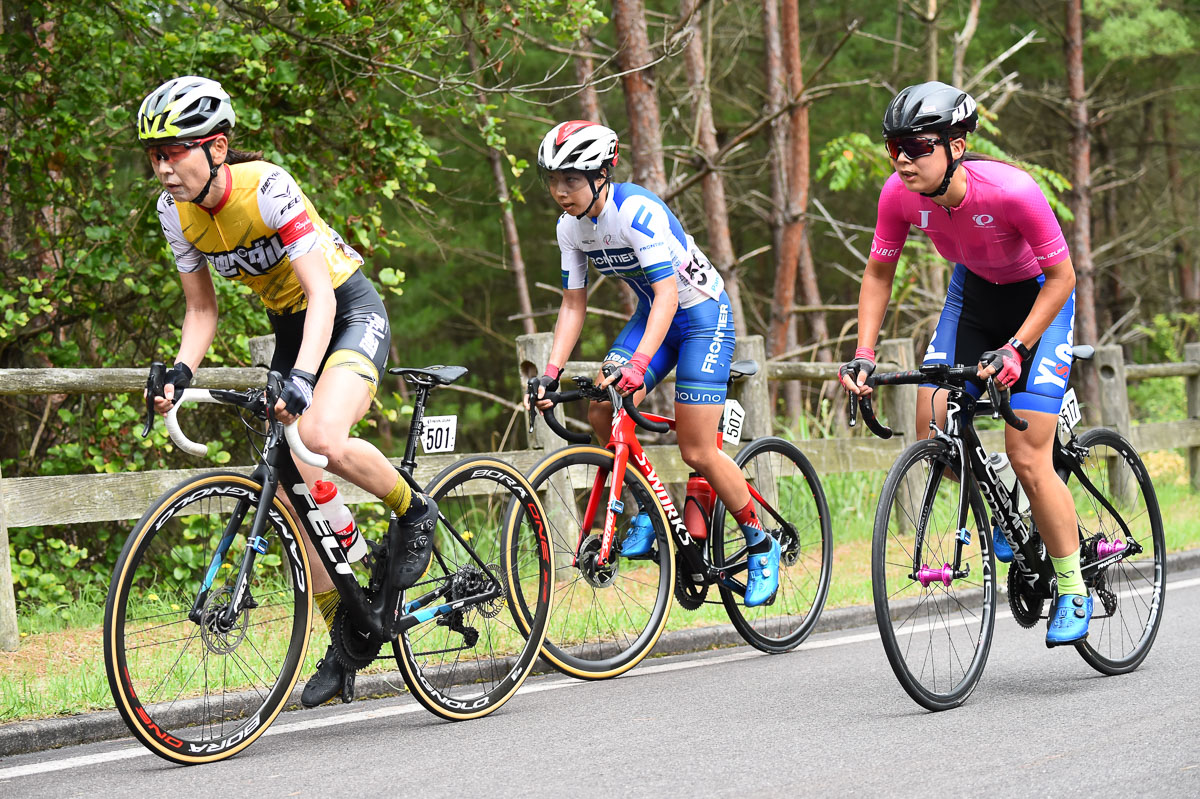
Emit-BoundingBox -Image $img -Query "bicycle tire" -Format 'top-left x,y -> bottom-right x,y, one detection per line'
393,456 -> 553,720
872,438 -> 996,711
104,472 -> 310,764
1067,428 -> 1166,674
710,436 -> 833,653
511,445 -> 675,680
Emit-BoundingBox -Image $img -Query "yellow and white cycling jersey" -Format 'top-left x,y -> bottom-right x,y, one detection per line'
156,160 -> 363,314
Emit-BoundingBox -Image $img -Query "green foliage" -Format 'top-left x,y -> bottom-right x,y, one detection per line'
1127,313 -> 1197,423
1086,0 -> 1195,61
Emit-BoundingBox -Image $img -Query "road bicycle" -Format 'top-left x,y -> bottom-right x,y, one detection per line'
103,364 -> 553,764
508,360 -> 832,680
850,344 -> 1165,710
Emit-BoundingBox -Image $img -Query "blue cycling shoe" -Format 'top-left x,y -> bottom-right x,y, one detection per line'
744,536 -> 781,607
992,525 -> 1014,563
1046,593 -> 1092,647
619,512 -> 656,558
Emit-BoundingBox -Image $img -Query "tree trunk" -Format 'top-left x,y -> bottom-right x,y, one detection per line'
951,0 -> 980,88
465,29 -> 535,335
680,0 -> 745,335
763,0 -> 788,417
613,0 -> 666,195
574,34 -> 602,123
1065,0 -> 1099,411
925,0 -> 939,82
1164,102 -> 1197,309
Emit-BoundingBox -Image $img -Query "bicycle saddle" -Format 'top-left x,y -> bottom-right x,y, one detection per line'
387,365 -> 469,385
730,360 -> 759,379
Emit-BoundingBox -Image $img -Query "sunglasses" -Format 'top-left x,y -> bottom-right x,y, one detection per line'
885,135 -> 943,160
145,133 -> 225,164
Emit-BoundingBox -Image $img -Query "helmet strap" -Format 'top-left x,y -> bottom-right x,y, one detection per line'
190,140 -> 222,206
921,133 -> 962,199
576,170 -> 609,220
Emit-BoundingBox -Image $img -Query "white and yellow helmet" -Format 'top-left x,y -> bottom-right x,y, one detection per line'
137,76 -> 235,144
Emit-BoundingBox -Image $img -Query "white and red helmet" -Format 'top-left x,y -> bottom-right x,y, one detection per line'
537,121 -> 619,174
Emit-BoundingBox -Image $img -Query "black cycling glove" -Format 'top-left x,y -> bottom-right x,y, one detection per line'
161,361 -> 193,403
281,369 -> 317,415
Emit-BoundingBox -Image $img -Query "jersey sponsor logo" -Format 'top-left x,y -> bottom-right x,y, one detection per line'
210,233 -> 286,278
701,303 -> 730,374
358,312 -> 387,359
917,210 -> 932,229
604,234 -> 614,245
872,245 -> 902,259
259,170 -> 282,195
588,248 -> 639,269
279,211 -> 314,246
631,205 -> 655,238
677,388 -> 725,404
1036,244 -> 1068,262
1032,342 -> 1073,389
972,214 -> 994,227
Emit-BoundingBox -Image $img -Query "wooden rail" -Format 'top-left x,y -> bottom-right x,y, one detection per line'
2,337 -> 1198,651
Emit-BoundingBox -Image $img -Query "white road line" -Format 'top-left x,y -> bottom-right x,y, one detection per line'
3,575 -> 1196,782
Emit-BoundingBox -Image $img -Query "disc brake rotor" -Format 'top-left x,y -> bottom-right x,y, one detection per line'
578,534 -> 620,589
199,586 -> 249,654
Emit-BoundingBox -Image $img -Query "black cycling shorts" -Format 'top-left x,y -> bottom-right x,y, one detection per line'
267,269 -> 390,400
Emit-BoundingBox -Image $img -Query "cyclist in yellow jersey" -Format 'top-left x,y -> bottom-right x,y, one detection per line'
138,76 -> 437,706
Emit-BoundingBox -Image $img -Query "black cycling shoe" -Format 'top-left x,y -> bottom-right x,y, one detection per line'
389,494 -> 438,590
300,645 -> 356,708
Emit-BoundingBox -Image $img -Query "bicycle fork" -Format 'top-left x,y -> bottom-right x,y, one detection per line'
912,448 -> 974,588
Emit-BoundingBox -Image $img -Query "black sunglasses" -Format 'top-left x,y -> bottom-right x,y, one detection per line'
885,135 -> 943,160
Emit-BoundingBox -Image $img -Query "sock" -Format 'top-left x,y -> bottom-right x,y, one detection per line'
315,589 -> 340,632
1050,549 -> 1087,596
382,473 -> 413,518
733,500 -> 768,551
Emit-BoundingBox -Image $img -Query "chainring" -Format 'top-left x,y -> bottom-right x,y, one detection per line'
331,605 -> 385,670
1007,566 -> 1044,629
674,551 -> 709,610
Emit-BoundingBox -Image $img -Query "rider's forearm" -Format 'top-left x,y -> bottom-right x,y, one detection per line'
291,252 -> 336,375
176,302 -> 218,371
855,258 -> 897,352
548,291 -> 587,369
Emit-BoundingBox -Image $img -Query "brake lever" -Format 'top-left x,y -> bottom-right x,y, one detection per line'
141,362 -> 166,438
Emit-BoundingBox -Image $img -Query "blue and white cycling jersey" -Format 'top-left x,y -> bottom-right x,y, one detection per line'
557,182 -> 724,310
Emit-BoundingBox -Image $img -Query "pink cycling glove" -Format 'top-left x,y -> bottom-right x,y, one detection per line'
980,343 -> 1023,387
615,352 -> 652,393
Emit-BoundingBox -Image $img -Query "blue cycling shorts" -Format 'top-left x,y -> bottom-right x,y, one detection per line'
605,290 -> 736,405
922,263 -> 1075,415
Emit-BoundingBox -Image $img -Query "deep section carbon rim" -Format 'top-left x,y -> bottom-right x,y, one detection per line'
711,436 -> 833,652
103,473 -> 309,763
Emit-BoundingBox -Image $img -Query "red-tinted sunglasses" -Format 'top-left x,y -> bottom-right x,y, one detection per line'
145,133 -> 225,164
885,135 -> 942,160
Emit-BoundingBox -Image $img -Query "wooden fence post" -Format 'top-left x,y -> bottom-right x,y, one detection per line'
1186,342 -> 1200,491
1094,345 -> 1134,503
516,332 -> 576,569
734,335 -> 770,440
878,338 -> 917,442
248,334 -> 276,368
0,461 -> 18,651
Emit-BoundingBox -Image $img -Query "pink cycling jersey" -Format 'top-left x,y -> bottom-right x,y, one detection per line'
869,159 -> 1069,284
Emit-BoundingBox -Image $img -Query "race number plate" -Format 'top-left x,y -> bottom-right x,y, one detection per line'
1058,388 -> 1081,433
421,415 -> 458,454
722,399 -> 746,446
681,236 -> 725,301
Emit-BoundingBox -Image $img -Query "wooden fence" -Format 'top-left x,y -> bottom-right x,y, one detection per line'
3,335 -> 1200,651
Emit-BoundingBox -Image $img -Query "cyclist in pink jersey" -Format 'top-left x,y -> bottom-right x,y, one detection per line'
839,82 -> 1089,646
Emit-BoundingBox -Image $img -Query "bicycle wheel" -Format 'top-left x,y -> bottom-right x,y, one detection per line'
1066,428 -> 1166,674
710,436 -> 833,653
511,445 -> 674,679
872,438 -> 996,711
393,456 -> 553,720
104,472 -> 310,764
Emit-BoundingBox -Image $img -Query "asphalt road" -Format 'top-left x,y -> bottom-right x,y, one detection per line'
3,569 -> 1198,798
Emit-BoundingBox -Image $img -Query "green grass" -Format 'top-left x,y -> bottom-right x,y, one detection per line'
4,450 -> 1199,723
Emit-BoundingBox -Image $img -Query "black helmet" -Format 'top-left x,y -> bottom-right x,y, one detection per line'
882,81 -> 977,138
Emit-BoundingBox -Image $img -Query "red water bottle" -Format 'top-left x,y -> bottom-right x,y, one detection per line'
684,474 -> 715,540
311,480 -> 368,563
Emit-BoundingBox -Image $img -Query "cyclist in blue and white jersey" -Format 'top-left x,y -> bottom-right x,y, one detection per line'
527,120 -> 777,606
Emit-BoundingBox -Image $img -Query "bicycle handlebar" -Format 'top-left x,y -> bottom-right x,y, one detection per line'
147,369 -> 329,468
526,368 -> 670,444
845,363 -> 1028,438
